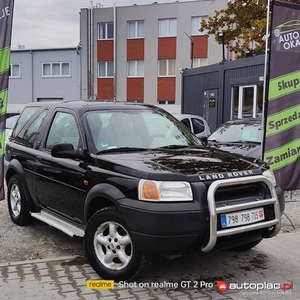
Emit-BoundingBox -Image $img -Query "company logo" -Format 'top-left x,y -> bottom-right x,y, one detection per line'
217,281 -> 228,292
216,280 -> 293,292
273,20 -> 300,51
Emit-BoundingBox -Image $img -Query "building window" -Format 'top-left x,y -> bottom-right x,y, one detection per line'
127,60 -> 144,77
98,61 -> 113,77
42,62 -> 70,77
191,16 -> 208,35
9,64 -> 20,77
159,18 -> 177,37
192,58 -> 208,68
128,20 -> 144,38
158,59 -> 176,76
98,22 -> 114,40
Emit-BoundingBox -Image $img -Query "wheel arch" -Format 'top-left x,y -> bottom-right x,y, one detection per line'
84,183 -> 125,224
5,159 -> 33,207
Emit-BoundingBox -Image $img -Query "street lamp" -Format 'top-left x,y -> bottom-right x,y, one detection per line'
184,31 -> 194,68
218,32 -> 226,62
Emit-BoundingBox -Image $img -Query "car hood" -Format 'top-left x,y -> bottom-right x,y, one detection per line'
208,142 -> 261,159
94,147 -> 264,179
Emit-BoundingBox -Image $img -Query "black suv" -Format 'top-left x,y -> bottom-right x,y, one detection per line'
4,101 -> 284,281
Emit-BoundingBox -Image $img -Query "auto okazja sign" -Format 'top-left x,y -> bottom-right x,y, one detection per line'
264,0 -> 300,191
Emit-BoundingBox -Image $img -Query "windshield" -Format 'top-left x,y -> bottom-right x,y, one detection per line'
209,122 -> 262,143
86,109 -> 202,153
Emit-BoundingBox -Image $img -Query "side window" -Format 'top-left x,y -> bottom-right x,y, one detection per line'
180,119 -> 191,131
192,118 -> 205,134
23,111 -> 47,147
45,112 -> 80,150
12,107 -> 39,139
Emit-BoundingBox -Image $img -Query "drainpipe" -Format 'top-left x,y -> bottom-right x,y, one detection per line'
30,50 -> 34,102
113,3 -> 117,102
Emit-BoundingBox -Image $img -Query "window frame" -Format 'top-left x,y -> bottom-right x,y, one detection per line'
158,18 -> 177,37
158,59 -> 176,77
9,63 -> 21,78
42,62 -> 71,77
98,22 -> 114,40
98,61 -> 114,78
191,16 -> 208,36
127,20 -> 144,38
127,60 -> 144,77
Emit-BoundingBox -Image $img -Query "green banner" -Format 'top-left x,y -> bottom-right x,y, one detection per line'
264,1 -> 300,191
0,0 -> 15,200
268,70 -> 300,100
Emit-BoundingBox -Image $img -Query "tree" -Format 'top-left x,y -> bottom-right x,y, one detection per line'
200,0 -> 269,58
200,0 -> 300,58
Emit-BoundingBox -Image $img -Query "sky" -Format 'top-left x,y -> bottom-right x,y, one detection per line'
11,0 -> 191,50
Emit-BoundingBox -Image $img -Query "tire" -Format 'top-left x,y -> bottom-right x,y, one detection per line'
229,239 -> 262,252
84,206 -> 150,281
7,175 -> 34,225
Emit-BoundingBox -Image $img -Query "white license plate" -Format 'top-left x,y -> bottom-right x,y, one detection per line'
221,207 -> 265,228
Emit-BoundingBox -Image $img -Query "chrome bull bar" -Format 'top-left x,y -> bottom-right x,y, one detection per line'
201,175 -> 281,252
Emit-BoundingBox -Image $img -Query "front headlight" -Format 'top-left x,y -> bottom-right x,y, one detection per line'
138,180 -> 193,202
263,168 -> 277,186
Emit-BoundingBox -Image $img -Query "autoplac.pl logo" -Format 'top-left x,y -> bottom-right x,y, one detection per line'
216,280 -> 293,292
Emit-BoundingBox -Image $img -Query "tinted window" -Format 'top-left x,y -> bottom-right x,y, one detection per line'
46,112 -> 80,150
180,118 -> 191,131
12,107 -> 39,139
23,111 -> 47,147
192,118 -> 204,134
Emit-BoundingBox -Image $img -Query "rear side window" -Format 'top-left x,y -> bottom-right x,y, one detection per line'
12,107 -> 39,139
180,118 -> 191,131
23,111 -> 47,147
191,118 -> 204,134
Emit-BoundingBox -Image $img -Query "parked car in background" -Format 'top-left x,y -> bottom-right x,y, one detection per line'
173,114 -> 211,139
207,118 -> 262,159
5,114 -> 19,145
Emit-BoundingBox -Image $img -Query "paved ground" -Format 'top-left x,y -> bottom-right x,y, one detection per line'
0,230 -> 299,300
0,191 -> 299,300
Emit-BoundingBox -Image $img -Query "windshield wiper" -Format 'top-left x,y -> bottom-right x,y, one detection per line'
154,145 -> 190,150
230,140 -> 260,144
96,147 -> 148,154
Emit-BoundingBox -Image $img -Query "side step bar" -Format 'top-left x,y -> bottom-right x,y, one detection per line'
202,175 -> 281,253
31,211 -> 85,238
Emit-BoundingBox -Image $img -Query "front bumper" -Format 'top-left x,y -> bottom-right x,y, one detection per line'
117,176 -> 282,255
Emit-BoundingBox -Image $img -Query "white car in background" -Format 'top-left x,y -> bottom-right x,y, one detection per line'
173,114 -> 211,139
5,114 -> 19,145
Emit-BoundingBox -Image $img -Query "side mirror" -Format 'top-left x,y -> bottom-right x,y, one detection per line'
200,137 -> 208,146
51,143 -> 84,160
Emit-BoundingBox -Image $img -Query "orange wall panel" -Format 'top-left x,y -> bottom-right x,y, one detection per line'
192,35 -> 208,58
158,37 -> 176,59
127,39 -> 144,60
157,77 -> 175,101
97,78 -> 114,100
97,40 -> 114,61
127,78 -> 144,101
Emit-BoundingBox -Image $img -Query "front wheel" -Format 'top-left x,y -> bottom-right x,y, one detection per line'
7,175 -> 33,225
84,206 -> 150,281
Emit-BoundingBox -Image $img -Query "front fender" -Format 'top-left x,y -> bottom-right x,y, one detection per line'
5,159 -> 34,207
84,183 -> 125,223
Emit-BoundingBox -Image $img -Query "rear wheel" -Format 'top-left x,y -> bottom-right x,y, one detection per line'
84,206 -> 150,281
7,175 -> 33,225
229,239 -> 262,252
